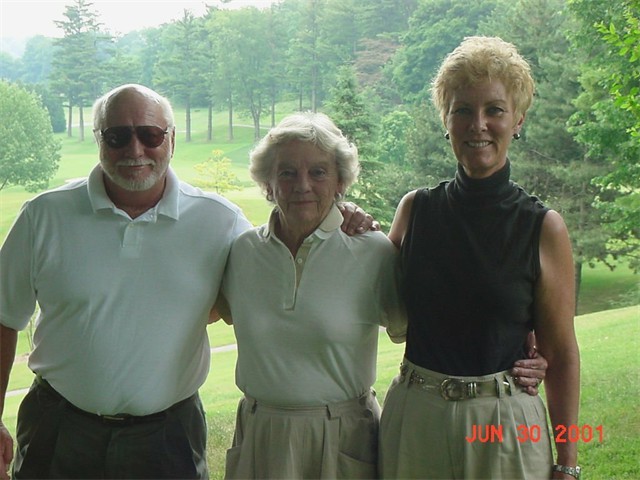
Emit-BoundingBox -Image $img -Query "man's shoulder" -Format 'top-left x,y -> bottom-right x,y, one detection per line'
25,178 -> 89,208
177,181 -> 245,216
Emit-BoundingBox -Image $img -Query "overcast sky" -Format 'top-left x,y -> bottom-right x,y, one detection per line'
0,0 -> 276,40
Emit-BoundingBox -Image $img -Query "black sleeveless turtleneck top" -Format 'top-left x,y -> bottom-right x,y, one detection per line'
401,161 -> 548,376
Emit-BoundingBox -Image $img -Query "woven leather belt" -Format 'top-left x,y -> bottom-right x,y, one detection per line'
399,364 -> 516,401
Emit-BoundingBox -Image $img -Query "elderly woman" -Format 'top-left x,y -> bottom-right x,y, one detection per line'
379,37 -> 581,479
218,112 -> 406,479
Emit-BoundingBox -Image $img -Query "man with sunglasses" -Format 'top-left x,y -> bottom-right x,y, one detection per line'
0,84 -> 373,479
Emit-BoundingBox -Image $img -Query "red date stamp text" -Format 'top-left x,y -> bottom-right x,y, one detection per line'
465,424 -> 604,443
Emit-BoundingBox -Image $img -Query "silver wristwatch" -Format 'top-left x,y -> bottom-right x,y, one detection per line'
553,464 -> 581,479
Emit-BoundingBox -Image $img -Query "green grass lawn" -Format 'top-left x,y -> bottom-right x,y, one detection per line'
4,306 -> 638,479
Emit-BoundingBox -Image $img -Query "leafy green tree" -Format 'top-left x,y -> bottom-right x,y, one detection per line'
392,0 -> 498,103
20,36 -> 54,84
222,8 -> 272,140
193,150 -> 243,194
324,66 -> 398,226
568,0 -> 640,271
356,0 -> 417,38
0,81 -> 61,191
205,8 -> 239,141
126,28 -> 164,87
205,7 -> 276,140
263,5 -> 290,127
25,84 -> 67,133
404,101 -> 455,186
0,52 -> 21,81
286,0 -> 323,111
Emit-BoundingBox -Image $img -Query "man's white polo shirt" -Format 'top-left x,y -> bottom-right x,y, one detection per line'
0,165 -> 251,415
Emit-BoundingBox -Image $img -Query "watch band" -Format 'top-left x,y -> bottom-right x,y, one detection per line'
553,464 -> 581,479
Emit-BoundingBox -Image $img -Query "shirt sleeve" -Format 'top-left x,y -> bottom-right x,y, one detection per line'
0,202 -> 37,330
232,211 -> 253,238
376,237 -> 407,344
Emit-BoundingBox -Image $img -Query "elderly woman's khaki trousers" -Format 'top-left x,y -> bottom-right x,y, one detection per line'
225,390 -> 380,479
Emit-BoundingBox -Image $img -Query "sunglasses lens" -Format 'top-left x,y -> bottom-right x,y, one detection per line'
136,126 -> 167,148
102,127 -> 132,149
101,126 -> 167,149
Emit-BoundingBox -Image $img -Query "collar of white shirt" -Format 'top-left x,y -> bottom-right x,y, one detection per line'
87,164 -> 180,220
261,202 -> 342,242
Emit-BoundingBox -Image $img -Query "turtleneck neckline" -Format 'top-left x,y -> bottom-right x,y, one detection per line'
449,160 -> 514,205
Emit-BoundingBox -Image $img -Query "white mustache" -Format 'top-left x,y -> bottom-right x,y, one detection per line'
116,159 -> 156,167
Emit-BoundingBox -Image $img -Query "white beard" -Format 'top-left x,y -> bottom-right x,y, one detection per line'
101,158 -> 168,192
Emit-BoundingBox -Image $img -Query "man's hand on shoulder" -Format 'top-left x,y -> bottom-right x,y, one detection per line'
337,202 -> 380,236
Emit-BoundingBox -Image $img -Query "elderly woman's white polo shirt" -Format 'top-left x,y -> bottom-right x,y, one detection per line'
222,205 -> 407,406
0,165 -> 251,415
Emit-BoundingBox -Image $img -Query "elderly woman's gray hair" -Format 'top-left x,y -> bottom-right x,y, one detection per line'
250,112 -> 360,201
431,36 -> 535,125
92,84 -> 175,131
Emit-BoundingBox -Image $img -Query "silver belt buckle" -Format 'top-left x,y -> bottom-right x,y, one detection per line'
440,378 -> 476,401
399,364 -> 409,383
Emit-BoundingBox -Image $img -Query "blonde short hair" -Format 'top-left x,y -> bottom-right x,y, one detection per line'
431,36 -> 535,124
250,112 -> 360,201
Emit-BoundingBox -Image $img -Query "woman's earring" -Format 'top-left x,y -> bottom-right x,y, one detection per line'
513,132 -> 521,140
444,132 -> 450,140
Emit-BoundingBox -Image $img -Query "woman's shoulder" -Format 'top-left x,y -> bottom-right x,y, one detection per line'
339,228 -> 396,255
230,224 -> 266,249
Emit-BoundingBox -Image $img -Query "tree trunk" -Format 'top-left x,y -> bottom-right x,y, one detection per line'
186,96 -> 191,143
271,95 -> 276,128
227,94 -> 234,141
79,102 -> 85,142
67,102 -> 73,138
252,104 -> 261,141
208,102 -> 213,142
311,68 -> 317,113
574,260 -> 582,315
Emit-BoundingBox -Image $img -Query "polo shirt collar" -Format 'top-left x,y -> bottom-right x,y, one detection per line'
87,164 -> 180,220
261,203 -> 342,241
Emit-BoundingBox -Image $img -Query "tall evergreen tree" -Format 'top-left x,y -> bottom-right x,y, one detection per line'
50,0 -> 112,139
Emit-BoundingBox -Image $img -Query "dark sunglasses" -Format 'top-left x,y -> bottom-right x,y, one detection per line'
99,125 -> 169,149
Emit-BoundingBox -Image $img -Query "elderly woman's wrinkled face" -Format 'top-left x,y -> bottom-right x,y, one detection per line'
269,140 -> 343,235
446,78 -> 524,179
